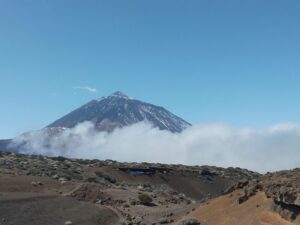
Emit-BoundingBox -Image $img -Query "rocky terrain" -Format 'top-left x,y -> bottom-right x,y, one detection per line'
182,169 -> 300,225
0,150 -> 258,225
1,150 -> 299,225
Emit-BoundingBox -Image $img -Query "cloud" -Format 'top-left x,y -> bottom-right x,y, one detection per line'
10,122 -> 300,173
73,86 -> 98,93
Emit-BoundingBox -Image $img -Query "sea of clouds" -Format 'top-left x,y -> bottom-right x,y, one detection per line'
10,121 -> 300,173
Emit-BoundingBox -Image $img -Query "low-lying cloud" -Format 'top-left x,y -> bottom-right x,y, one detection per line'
10,122 -> 300,173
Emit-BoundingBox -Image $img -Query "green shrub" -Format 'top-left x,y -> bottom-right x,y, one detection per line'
55,156 -> 67,162
95,171 -> 116,183
138,193 -> 152,205
86,176 -> 98,183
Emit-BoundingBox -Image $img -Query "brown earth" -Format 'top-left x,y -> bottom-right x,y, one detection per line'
182,169 -> 300,225
0,192 -> 118,225
185,191 -> 292,225
0,151 -> 259,225
0,173 -> 119,225
2,150 -> 300,225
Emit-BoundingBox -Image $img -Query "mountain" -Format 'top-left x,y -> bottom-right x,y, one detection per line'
0,139 -> 11,151
47,91 -> 191,133
0,91 -> 190,152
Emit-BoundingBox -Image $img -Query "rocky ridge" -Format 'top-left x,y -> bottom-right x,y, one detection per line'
0,150 -> 259,225
224,169 -> 300,223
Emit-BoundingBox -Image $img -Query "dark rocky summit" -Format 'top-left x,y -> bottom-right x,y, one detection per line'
0,91 -> 191,153
47,91 -> 191,133
0,139 -> 11,151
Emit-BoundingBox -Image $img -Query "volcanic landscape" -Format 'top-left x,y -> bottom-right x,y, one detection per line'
1,92 -> 300,225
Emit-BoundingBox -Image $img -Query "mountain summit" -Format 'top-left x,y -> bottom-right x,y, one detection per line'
47,91 -> 191,133
109,91 -> 131,99
0,91 -> 190,153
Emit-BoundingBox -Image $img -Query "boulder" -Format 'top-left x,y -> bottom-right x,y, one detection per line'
178,218 -> 200,225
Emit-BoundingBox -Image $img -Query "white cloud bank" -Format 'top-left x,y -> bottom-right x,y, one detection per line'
73,86 -> 98,93
11,122 -> 300,173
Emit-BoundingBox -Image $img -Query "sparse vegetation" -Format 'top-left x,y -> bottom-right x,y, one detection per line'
86,176 -> 98,183
95,171 -> 116,183
0,151 -> 265,224
55,156 -> 67,162
138,193 -> 152,205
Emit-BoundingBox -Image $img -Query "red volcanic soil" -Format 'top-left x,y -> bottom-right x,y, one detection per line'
182,190 -> 293,225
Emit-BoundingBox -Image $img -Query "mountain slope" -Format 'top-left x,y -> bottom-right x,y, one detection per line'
47,91 -> 191,133
0,139 -> 11,150
0,91 -> 191,153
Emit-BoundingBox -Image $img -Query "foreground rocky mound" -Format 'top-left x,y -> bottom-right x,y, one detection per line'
184,169 -> 300,225
185,190 -> 292,225
0,151 -> 258,225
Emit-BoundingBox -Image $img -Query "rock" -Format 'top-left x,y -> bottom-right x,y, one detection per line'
178,218 -> 200,225
223,179 -> 249,194
65,221 -> 73,225
61,180 -> 67,185
159,218 -> 173,224
129,198 -> 137,205
133,215 -> 143,224
117,222 -> 127,225
165,212 -> 173,217
237,180 -> 262,204
95,199 -> 103,204
123,203 -> 130,208
137,185 -> 144,191
59,177 -> 67,182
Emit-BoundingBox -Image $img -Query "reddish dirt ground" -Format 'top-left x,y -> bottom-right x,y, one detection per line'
181,191 -> 293,225
0,174 -> 119,225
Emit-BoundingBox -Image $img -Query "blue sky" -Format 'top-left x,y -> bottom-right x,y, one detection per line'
0,0 -> 299,138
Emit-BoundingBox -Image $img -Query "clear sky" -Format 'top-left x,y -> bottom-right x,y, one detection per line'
0,0 -> 299,138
